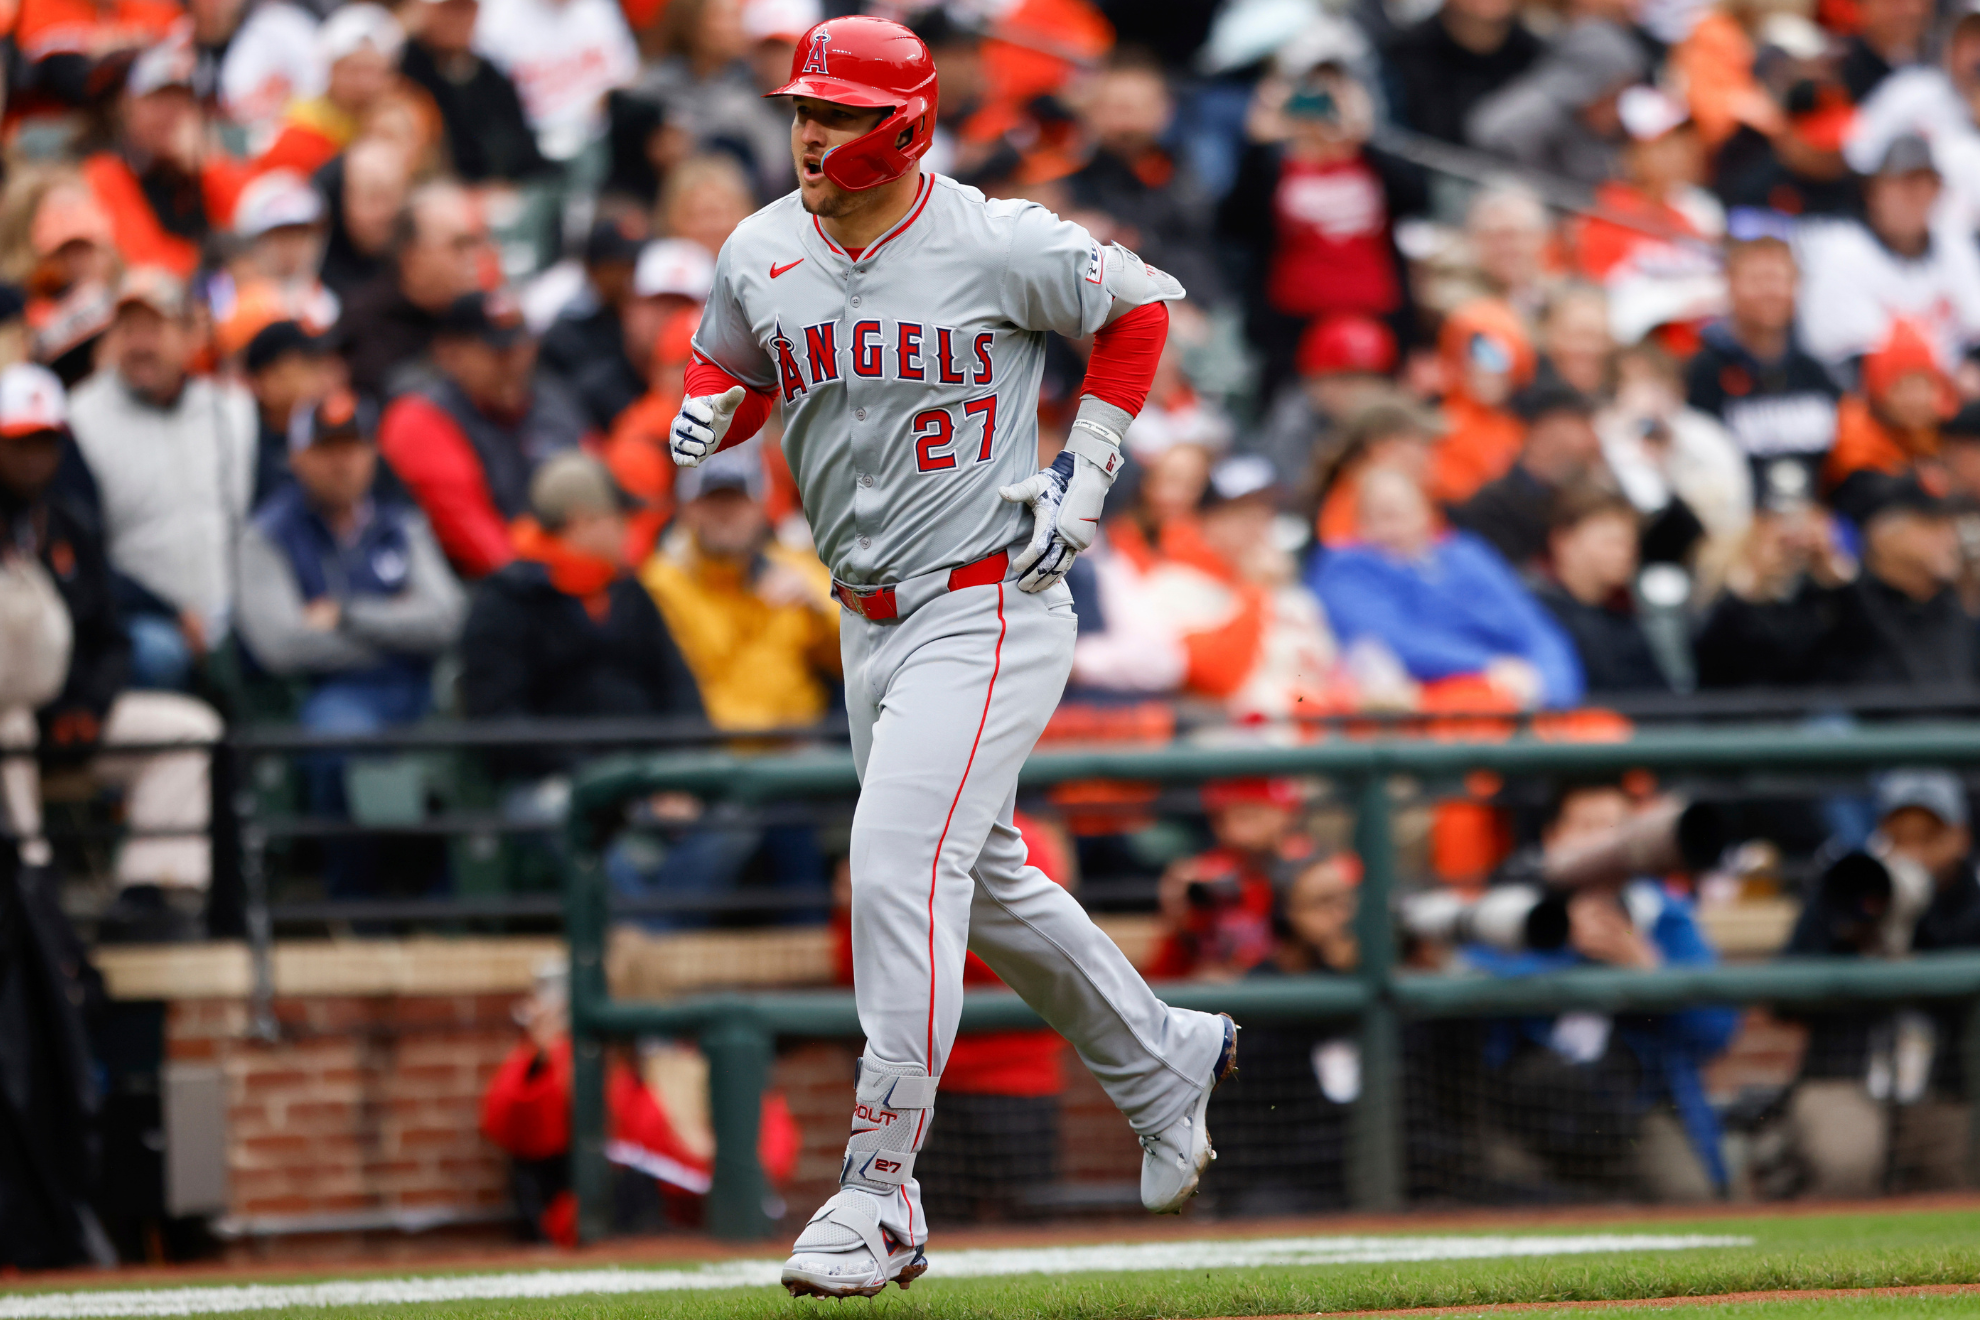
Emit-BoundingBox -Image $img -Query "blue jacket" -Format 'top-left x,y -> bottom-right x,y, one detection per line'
1307,531 -> 1584,707
1466,881 -> 1741,1188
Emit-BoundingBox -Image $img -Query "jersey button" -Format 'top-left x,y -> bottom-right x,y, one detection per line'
855,408 -> 867,421
860,473 -> 874,487
859,536 -> 872,548
851,295 -> 862,307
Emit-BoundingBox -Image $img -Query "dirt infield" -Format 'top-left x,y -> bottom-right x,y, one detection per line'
1303,1283 -> 1980,1316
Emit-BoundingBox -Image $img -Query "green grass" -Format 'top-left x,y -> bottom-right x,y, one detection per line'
20,1208 -> 1980,1320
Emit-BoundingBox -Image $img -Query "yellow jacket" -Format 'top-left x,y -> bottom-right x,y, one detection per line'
640,534 -> 841,732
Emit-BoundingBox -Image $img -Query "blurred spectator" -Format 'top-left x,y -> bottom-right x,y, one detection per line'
1533,486 -> 1670,693
475,0 -> 639,164
1600,340 -> 1751,567
1312,465 -> 1582,709
1427,299 -> 1535,506
1218,67 -> 1424,400
242,319 -> 336,507
16,178 -> 118,387
10,0 -> 181,118
1382,0 -> 1543,146
234,391 -> 466,895
68,269 -> 255,691
459,452 -> 701,778
1706,15 -> 1861,221
657,153 -> 755,257
1534,285 -> 1615,401
1845,7 -> 1980,228
213,170 -> 340,358
481,961 -> 800,1245
377,289 -> 590,579
1821,476 -> 1978,686
639,443 -> 838,731
316,138 -> 414,302
1825,320 -> 1960,522
399,0 -> 555,185
336,179 -> 492,401
635,0 -> 803,199
1148,778 -> 1313,981
1838,0 -> 1933,103
1450,382 -> 1607,570
82,34 -> 251,280
1254,314 -> 1396,511
1466,19 -> 1647,185
256,5 -> 405,180
1066,446 -> 1208,700
1795,134 -> 1980,375
1269,854 -> 1361,975
1467,783 -> 1738,1201
1119,303 -> 1236,464
214,0 -> 324,154
1779,769 -> 1980,1196
1067,55 -> 1223,309
1458,185 -> 1554,322
539,217 -> 650,432
0,364 -> 221,942
1685,236 -> 1841,501
1313,393 -> 1445,549
1695,474 -> 1857,688
1567,88 -> 1726,346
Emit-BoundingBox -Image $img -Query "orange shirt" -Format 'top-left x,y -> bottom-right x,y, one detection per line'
81,152 -> 252,278
1824,394 -> 1940,491
13,0 -> 179,59
1671,11 -> 1757,150
1428,393 -> 1524,507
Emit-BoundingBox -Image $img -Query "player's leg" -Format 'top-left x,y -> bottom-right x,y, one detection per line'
965,785 -> 1235,1211
783,583 -> 1069,1296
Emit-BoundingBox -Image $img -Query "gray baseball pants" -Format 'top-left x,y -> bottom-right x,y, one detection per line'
840,571 -> 1225,1242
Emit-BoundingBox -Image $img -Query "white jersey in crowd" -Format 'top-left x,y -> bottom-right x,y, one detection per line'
218,1 -> 325,155
1794,212 -> 1980,371
473,0 -> 638,161
694,172 -> 1140,587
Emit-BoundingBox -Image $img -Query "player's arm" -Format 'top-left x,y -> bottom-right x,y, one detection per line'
671,247 -> 778,468
998,218 -> 1184,591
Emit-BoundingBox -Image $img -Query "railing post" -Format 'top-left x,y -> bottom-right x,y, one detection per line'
1965,995 -> 1980,1189
565,844 -> 612,1244
703,1008 -> 774,1240
1348,771 -> 1404,1211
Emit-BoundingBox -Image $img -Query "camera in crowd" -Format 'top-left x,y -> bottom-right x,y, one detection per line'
1400,798 -> 1725,954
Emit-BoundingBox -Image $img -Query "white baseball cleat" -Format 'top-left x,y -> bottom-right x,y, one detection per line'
780,1188 -> 928,1299
1139,1012 -> 1238,1214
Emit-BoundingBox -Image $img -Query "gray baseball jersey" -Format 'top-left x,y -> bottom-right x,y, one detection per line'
693,172 -> 1160,586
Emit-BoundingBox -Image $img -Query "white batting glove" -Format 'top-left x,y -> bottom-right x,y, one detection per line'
998,449 -> 1113,592
670,385 -> 746,468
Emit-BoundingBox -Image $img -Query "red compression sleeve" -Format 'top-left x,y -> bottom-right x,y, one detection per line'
686,354 -> 775,452
1079,301 -> 1169,416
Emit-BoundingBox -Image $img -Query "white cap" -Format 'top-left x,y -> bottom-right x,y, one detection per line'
126,22 -> 197,96
0,364 -> 68,437
1618,85 -> 1690,142
233,171 -> 325,238
319,3 -> 405,65
742,0 -> 820,43
634,239 -> 716,301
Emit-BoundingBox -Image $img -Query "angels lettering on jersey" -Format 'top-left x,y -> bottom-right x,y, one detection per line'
769,316 -> 996,402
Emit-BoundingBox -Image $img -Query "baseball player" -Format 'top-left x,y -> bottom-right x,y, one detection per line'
669,16 -> 1236,1298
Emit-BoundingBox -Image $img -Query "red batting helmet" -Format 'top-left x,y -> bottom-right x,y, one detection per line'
768,16 -> 938,192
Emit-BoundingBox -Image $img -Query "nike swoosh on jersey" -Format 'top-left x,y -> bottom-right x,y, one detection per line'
770,258 -> 805,278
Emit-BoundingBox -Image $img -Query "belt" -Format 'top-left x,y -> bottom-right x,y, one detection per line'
833,549 -> 1011,623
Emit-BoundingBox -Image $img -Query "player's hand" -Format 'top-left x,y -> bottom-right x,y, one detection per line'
670,385 -> 746,468
999,450 -> 1109,592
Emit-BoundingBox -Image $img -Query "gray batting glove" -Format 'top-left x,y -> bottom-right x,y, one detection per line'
670,385 -> 746,468
998,450 -> 1110,592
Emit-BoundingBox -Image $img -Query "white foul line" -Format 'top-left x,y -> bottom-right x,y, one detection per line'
0,1234 -> 1754,1318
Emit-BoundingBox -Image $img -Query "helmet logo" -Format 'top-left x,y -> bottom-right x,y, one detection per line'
802,28 -> 831,75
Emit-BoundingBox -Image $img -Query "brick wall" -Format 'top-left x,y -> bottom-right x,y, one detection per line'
167,994 -> 521,1255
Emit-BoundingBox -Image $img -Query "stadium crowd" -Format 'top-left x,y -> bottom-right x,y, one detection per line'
3,0 -> 1980,1232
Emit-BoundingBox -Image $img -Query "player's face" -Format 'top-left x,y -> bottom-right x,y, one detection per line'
791,96 -> 888,217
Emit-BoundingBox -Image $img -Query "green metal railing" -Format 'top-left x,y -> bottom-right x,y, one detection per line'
562,723 -> 1980,1243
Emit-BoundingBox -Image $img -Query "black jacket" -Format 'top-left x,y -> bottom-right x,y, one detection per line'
1819,575 -> 1980,688
1683,320 -> 1841,496
539,300 -> 643,433
399,41 -> 553,185
1068,145 -> 1225,308
460,563 -> 704,778
1694,579 -> 1848,689
1382,15 -> 1543,145
313,155 -> 391,303
1,471 -> 128,764
336,273 -> 447,404
1534,583 -> 1670,693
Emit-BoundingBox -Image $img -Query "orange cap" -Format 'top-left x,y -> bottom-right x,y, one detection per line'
1438,298 -> 1536,389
